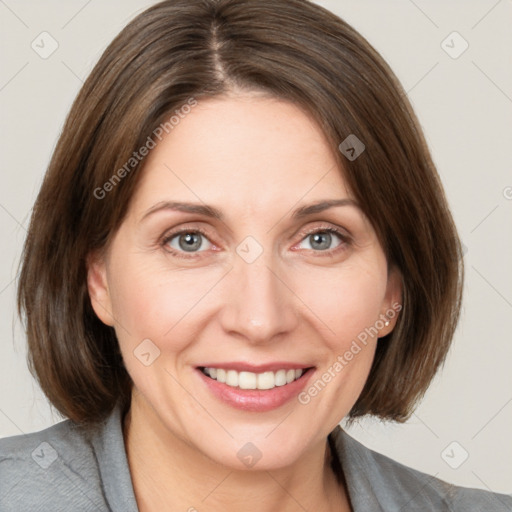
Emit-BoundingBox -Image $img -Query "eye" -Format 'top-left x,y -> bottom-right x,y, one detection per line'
165,230 -> 212,253
296,228 -> 346,252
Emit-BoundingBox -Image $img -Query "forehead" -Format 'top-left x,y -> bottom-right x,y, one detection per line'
130,94 -> 350,216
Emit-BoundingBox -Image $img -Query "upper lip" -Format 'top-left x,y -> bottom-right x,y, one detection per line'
198,362 -> 314,372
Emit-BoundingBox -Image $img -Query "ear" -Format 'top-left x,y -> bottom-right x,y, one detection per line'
377,266 -> 403,338
86,250 -> 115,327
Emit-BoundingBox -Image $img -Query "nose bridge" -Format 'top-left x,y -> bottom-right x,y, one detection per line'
220,248 -> 297,343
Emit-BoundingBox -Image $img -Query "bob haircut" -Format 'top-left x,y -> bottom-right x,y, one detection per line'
18,0 -> 463,425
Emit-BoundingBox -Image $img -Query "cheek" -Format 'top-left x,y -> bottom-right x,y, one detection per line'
292,265 -> 386,422
107,252 -> 226,352
293,260 -> 387,347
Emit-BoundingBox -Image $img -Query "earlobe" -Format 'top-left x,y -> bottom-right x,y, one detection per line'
378,267 -> 403,337
86,251 -> 115,327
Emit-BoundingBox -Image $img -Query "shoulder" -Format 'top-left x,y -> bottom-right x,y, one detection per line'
330,426 -> 512,511
0,416 -> 109,511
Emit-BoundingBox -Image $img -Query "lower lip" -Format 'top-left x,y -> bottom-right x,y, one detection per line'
197,368 -> 314,412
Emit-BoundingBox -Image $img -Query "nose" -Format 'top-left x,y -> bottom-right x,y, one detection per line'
218,253 -> 299,345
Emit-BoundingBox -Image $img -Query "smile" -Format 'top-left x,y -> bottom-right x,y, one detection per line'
196,362 -> 315,411
200,367 -> 305,390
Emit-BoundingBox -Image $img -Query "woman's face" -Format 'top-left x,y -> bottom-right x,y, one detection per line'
88,94 -> 401,470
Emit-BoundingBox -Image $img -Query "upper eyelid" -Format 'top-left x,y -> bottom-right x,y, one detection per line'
298,223 -> 350,237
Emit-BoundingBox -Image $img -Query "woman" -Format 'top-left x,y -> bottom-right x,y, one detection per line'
0,0 -> 510,510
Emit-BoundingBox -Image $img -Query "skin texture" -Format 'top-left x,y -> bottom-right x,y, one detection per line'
87,94 -> 402,511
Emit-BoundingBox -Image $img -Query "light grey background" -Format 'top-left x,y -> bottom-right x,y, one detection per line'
1,0 -> 511,494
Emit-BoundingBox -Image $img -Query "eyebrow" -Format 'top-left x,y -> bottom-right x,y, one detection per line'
140,198 -> 360,223
291,198 -> 359,218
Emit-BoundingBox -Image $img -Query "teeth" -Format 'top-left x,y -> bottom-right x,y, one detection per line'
202,367 -> 305,390
238,371 -> 257,389
216,369 -> 226,383
226,370 -> 238,387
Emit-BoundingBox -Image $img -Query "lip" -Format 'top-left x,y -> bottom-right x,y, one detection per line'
198,361 -> 312,372
196,365 -> 315,412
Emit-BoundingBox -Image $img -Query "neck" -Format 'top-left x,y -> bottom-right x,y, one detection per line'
123,393 -> 351,512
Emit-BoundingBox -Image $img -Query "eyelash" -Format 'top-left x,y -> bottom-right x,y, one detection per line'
160,224 -> 351,259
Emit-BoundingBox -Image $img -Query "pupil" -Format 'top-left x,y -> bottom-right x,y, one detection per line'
311,232 -> 331,250
179,232 -> 201,251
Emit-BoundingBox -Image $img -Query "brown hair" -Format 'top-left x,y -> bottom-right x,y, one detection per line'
17,0 -> 463,425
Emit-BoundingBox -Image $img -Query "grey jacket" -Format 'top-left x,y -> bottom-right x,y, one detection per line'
1,402 -> 511,511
